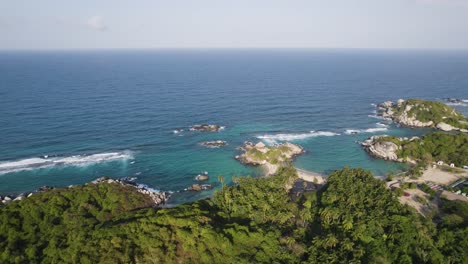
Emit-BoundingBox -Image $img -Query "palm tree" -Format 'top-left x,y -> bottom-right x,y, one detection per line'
218,175 -> 225,187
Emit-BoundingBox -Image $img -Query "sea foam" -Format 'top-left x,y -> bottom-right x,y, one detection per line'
445,102 -> 468,107
257,131 -> 340,144
344,127 -> 388,135
0,151 -> 134,175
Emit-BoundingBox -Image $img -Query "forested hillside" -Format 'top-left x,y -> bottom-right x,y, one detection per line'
1,167 -> 467,263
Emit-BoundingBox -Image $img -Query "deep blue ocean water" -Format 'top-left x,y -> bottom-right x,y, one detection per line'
1,49 -> 467,204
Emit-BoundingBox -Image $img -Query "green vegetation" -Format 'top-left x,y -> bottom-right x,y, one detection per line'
376,132 -> 467,167
246,145 -> 292,164
1,167 -> 467,263
399,132 -> 468,167
393,99 -> 468,128
419,183 -> 438,199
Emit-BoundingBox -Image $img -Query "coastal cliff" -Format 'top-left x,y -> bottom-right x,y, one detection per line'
377,99 -> 468,132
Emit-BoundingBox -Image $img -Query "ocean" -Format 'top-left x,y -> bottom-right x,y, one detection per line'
1,49 -> 467,204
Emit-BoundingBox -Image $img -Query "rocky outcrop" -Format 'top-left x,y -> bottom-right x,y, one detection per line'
235,141 -> 304,175
361,135 -> 419,163
376,99 -> 467,132
199,140 -> 227,148
190,124 -> 224,132
361,136 -> 401,161
187,184 -> 213,192
92,177 -> 170,206
195,172 -> 209,181
436,122 -> 457,132
0,177 -> 171,207
378,101 -> 433,127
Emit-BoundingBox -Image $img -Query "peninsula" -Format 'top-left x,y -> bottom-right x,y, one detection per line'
377,99 -> 468,132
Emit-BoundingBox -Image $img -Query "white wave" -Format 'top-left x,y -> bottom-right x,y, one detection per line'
345,127 -> 388,135
365,127 -> 388,133
0,151 -> 134,175
370,103 -> 377,107
257,130 -> 340,144
463,99 -> 468,103
445,102 -> 468,107
136,183 -> 161,193
375,122 -> 389,127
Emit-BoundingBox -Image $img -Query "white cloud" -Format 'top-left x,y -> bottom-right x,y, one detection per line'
85,16 -> 108,31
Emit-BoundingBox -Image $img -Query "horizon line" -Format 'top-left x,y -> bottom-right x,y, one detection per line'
1,47 -> 468,52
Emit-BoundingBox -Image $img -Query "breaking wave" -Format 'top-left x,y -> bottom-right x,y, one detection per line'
0,151 -> 134,175
445,102 -> 468,107
345,127 -> 388,135
257,131 -> 340,144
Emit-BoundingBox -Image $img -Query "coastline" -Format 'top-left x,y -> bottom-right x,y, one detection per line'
296,168 -> 326,184
261,163 -> 326,184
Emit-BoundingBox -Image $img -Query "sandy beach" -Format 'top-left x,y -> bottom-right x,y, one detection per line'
296,168 -> 326,184
413,167 -> 467,185
261,165 -> 326,184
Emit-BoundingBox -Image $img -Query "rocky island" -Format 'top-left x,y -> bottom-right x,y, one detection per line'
376,99 -> 468,132
235,141 -> 304,175
190,124 -> 225,132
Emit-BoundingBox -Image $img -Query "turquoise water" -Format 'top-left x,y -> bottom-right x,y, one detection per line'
0,50 -> 467,204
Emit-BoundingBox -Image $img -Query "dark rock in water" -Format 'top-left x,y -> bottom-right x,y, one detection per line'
444,98 -> 463,104
39,186 -> 54,192
187,184 -> 213,191
200,140 -> 227,148
190,124 -> 224,132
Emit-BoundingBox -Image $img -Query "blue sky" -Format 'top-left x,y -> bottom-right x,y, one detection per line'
1,0 -> 468,49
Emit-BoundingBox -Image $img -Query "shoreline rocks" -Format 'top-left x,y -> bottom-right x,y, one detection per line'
187,184 -> 213,192
92,177 -> 170,206
361,135 -> 401,161
361,135 -> 419,163
190,124 -> 224,132
195,172 -> 209,181
199,140 -> 227,148
1,177 -> 170,207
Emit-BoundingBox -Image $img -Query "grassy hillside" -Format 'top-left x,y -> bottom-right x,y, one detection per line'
1,167 -> 467,263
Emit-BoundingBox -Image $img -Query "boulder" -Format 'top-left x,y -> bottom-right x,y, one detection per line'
255,142 -> 266,149
436,122 -> 456,132
361,136 -> 400,161
195,174 -> 209,181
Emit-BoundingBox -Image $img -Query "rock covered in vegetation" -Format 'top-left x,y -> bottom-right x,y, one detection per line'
376,99 -> 468,132
361,132 -> 468,167
92,177 -> 170,206
190,124 -> 225,132
235,141 -> 304,175
199,140 -> 227,148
